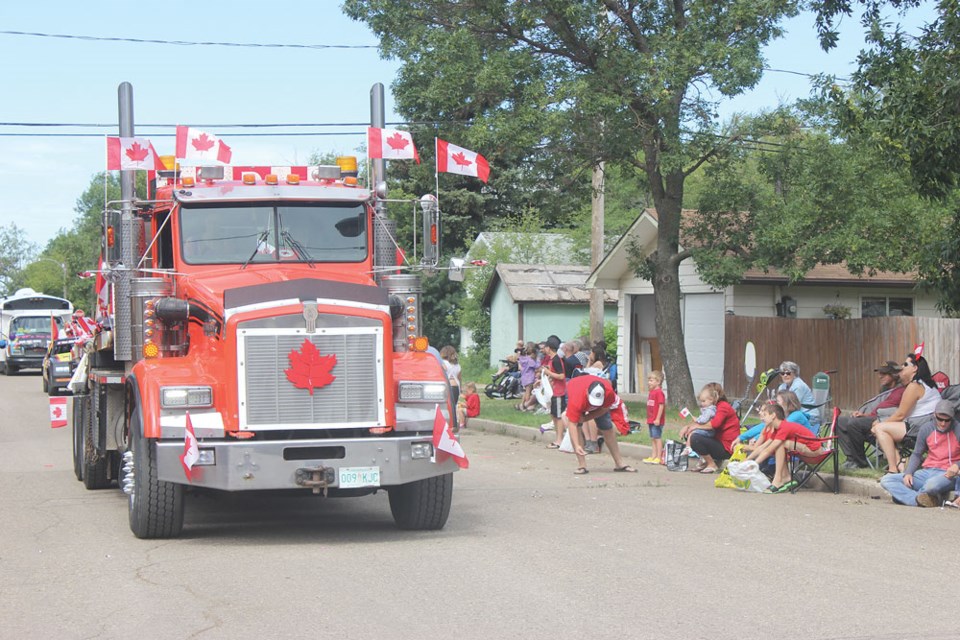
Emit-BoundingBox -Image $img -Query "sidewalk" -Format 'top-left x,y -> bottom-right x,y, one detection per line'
467,417 -> 889,499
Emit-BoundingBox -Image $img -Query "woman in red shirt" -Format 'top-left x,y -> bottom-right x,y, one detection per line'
678,383 -> 741,474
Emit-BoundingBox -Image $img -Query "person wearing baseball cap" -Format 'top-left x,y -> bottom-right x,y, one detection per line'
880,399 -> 960,507
837,360 -> 905,469
563,374 -> 637,475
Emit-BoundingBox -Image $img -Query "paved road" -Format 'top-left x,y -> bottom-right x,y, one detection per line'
1,372 -> 955,640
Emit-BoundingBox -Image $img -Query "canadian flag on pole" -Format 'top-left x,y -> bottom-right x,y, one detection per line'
49,396 -> 68,429
180,411 -> 200,481
94,256 -> 111,321
106,136 -> 162,171
175,126 -> 233,164
436,138 -> 490,183
432,404 -> 469,469
367,127 -> 420,163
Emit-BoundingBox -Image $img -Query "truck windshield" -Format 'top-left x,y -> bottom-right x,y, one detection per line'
179,202 -> 367,265
10,317 -> 55,336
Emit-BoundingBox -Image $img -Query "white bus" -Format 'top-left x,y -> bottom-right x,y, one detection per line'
0,288 -> 73,374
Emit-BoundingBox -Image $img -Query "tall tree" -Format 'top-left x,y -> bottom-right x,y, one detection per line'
0,223 -> 38,296
345,0 -> 800,406
813,0 -> 960,312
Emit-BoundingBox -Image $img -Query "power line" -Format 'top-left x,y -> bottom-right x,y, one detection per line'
0,121 -> 434,128
0,29 -> 378,50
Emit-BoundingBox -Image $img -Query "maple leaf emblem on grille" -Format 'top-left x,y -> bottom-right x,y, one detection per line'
386,132 -> 409,151
284,339 -> 337,395
191,133 -> 215,152
451,151 -> 473,167
125,141 -> 149,162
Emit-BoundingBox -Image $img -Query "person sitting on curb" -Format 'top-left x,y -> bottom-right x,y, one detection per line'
879,399 -> 960,507
837,361 -> 905,470
563,374 -> 637,475
744,402 -> 823,493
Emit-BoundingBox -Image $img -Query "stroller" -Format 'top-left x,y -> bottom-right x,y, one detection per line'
485,358 -> 523,399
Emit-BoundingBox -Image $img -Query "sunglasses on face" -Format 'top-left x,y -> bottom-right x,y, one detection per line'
779,371 -> 793,376
935,415 -> 952,424
902,362 -> 913,368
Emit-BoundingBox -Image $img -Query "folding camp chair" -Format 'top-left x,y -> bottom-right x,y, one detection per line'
788,407 -> 840,494
801,371 -> 832,426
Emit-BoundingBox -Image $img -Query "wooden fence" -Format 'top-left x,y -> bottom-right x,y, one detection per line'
723,316 -> 960,410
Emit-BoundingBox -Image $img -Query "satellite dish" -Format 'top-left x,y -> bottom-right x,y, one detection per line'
744,341 -> 756,380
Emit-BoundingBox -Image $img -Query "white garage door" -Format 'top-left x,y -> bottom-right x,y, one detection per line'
682,293 -> 725,392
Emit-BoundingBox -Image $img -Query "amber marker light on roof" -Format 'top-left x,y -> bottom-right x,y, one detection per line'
343,176 -> 358,186
242,173 -> 257,185
412,336 -> 429,352
286,174 -> 300,185
181,176 -> 195,187
265,174 -> 279,185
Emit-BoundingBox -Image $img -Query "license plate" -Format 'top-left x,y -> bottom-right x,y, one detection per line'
338,466 -> 380,488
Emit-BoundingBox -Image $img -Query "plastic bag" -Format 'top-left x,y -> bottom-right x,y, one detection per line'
558,429 -> 574,453
533,369 -> 553,409
714,444 -> 750,490
664,439 -> 688,471
726,460 -> 772,493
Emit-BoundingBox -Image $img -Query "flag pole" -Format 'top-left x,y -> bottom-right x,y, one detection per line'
434,137 -> 440,208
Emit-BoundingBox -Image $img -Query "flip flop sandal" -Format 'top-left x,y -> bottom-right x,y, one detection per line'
699,467 -> 717,474
613,466 -> 638,473
574,467 -> 589,475
547,443 -> 561,449
775,480 -> 798,493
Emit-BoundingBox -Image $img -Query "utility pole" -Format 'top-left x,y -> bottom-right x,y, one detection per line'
590,162 -> 605,345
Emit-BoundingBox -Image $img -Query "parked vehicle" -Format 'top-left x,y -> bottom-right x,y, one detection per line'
0,288 -> 72,374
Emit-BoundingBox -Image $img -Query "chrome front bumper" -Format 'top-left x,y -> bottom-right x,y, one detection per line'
156,434 -> 457,490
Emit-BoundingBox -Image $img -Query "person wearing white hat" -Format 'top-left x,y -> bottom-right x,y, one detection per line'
563,374 -> 637,475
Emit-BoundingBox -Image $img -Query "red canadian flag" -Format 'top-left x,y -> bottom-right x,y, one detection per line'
180,411 -> 200,481
175,126 -> 233,164
106,136 -> 162,171
367,127 -> 420,163
436,138 -> 490,182
432,404 -> 469,469
49,396 -> 67,429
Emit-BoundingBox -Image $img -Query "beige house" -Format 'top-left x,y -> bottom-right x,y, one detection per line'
587,210 -> 942,399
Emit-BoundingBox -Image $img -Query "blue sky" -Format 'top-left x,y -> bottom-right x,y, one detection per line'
0,2 -> 935,251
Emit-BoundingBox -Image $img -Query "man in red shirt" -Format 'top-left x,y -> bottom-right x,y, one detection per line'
563,374 -> 637,475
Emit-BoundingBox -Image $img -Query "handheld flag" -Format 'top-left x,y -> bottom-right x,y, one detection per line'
432,404 -> 469,469
50,314 -> 59,342
367,127 -> 420,163
49,396 -> 68,429
180,411 -> 200,481
175,126 -> 232,164
436,139 -> 490,182
680,407 -> 691,419
106,136 -> 162,171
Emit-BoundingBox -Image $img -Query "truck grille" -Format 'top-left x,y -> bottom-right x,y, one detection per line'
239,328 -> 384,430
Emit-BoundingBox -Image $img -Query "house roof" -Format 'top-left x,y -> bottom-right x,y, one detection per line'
587,208 -> 917,289
482,263 -> 618,307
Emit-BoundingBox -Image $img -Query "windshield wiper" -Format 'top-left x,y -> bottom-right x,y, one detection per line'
241,229 -> 270,270
281,230 -> 315,267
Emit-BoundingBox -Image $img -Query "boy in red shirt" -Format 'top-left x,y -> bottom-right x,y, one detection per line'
747,403 -> 821,492
645,371 -> 666,464
457,381 -> 480,429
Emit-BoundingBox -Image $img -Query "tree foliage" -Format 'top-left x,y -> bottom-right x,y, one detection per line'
344,0 -> 802,408
0,223 -> 38,296
812,0 -> 960,313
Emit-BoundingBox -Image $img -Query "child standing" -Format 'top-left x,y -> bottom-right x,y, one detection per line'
516,343 -> 539,411
457,381 -> 480,429
644,371 -> 666,464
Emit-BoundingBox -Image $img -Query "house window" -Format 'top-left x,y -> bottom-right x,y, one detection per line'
861,296 -> 914,317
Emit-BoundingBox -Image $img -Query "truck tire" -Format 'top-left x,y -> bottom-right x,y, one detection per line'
82,394 -> 111,490
128,409 -> 184,539
5,363 -> 17,375
388,473 -> 453,530
72,394 -> 86,481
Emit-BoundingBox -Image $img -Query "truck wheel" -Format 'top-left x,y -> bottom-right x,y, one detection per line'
82,395 -> 111,490
128,409 -> 184,539
72,394 -> 86,481
388,473 -> 453,530
5,363 -> 17,376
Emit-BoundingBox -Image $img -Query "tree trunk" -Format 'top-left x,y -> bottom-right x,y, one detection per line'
590,163 -> 605,344
648,166 -> 697,409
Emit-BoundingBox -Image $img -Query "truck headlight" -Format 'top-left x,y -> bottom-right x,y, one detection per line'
398,381 -> 447,402
161,386 -> 213,408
